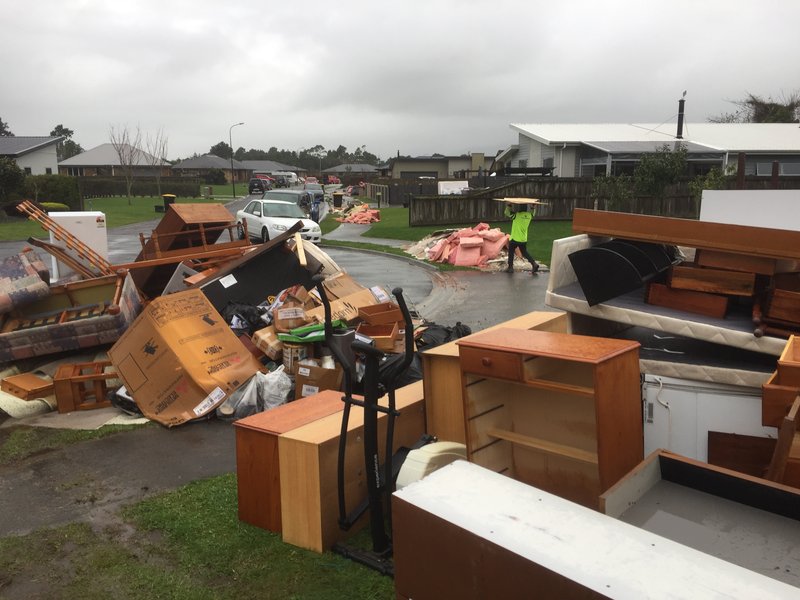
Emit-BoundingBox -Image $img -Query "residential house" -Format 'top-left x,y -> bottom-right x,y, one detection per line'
58,143 -> 168,177
172,154 -> 246,183
0,136 -> 62,175
240,160 -> 305,178
384,153 -> 496,179
505,123 -> 800,178
322,163 -> 380,178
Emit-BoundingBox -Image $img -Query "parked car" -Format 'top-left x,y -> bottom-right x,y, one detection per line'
305,176 -> 319,184
263,189 -> 313,214
236,199 -> 321,243
248,178 -> 269,195
273,175 -> 289,188
324,175 -> 340,184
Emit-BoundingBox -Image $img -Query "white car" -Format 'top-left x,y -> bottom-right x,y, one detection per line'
236,199 -> 321,243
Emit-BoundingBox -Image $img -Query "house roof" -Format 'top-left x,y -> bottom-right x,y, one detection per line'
241,160 -> 301,172
510,123 -> 800,153
0,136 -> 62,157
59,143 -> 166,166
323,163 -> 379,174
583,140 -> 722,155
172,154 -> 245,170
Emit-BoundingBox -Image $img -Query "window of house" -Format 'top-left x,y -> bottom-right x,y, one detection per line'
542,158 -> 554,168
24,167 -> 31,175
517,160 -> 528,168
782,163 -> 800,176
45,168 -> 52,175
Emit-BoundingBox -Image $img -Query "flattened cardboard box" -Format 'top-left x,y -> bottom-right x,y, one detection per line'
109,289 -> 263,427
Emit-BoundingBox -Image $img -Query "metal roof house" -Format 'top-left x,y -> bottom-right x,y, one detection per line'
241,160 -> 305,176
322,163 -> 380,176
58,143 -> 168,177
505,123 -> 800,177
384,153 -> 495,179
0,136 -> 62,175
172,154 -> 246,184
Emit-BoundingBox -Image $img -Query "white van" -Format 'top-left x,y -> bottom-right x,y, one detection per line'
272,171 -> 299,185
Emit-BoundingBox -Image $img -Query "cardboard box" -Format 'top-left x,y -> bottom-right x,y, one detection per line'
358,301 -> 402,326
306,288 -> 378,324
108,289 -> 263,427
294,361 -> 344,400
252,325 -> 283,360
318,272 -> 367,300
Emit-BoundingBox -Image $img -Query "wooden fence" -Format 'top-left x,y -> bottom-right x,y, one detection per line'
408,176 -> 800,227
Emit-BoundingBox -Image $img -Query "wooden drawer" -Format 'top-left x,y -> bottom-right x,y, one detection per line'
763,370 -> 800,427
459,347 -> 522,381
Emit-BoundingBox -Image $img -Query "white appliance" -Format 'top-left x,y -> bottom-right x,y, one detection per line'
48,211 -> 108,281
642,374 -> 775,462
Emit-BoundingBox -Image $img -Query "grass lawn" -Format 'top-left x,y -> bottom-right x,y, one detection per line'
0,474 -> 393,599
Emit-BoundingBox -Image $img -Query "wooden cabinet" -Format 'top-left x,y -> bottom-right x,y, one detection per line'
458,328 -> 642,507
233,390 -> 345,532
421,311 -> 568,444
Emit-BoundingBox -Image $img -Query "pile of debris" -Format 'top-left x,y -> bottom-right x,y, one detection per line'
0,199 -> 465,430
406,223 -> 509,269
335,203 -> 380,224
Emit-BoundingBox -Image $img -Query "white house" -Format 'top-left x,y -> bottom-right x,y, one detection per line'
0,136 -> 62,175
504,123 -> 800,178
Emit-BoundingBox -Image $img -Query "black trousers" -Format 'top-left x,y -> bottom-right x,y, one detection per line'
507,240 -> 536,269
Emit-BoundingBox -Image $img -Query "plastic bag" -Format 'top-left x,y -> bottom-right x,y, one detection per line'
216,367 -> 293,420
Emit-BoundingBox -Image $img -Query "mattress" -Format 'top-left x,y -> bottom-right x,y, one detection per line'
546,234 -> 787,357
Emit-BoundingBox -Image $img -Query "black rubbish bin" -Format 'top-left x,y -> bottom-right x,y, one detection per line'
162,194 -> 176,211
332,192 -> 344,208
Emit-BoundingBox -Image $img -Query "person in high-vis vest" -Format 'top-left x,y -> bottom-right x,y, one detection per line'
504,202 -> 539,274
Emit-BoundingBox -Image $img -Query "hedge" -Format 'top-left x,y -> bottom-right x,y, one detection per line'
77,177 -> 201,199
22,175 -> 81,210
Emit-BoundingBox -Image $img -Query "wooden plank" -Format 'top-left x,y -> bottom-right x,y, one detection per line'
766,397 -> 800,482
695,248 -> 779,276
766,288 -> 800,324
572,208 -> 800,261
668,264 -> 755,297
645,282 -> 728,318
293,233 -> 307,267
487,428 -> 599,465
1,373 -> 54,400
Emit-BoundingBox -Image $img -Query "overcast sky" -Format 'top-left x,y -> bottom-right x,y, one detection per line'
2,0 -> 798,162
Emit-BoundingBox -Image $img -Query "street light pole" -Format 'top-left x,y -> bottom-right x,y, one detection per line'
229,122 -> 244,198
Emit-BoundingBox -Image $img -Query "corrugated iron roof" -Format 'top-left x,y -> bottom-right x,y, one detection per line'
511,123 -> 800,152
58,143 -> 165,166
0,136 -> 61,157
172,154 -> 245,170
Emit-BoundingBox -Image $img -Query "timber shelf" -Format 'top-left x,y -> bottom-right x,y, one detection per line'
458,328 -> 643,508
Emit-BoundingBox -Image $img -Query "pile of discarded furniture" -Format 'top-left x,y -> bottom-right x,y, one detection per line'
0,200 -> 411,427
334,203 -> 381,224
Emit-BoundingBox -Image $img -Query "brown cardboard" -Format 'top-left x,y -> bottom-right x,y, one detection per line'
252,325 -> 283,360
319,272 -> 367,300
294,361 -> 344,400
306,288 -> 378,324
108,289 -> 263,427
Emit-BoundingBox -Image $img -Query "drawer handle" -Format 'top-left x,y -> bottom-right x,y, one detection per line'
481,357 -> 492,367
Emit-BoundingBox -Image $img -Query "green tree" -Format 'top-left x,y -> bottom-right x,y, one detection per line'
709,92 -> 800,123
50,124 -> 84,161
591,174 -> 634,211
0,156 -> 25,202
209,141 -> 232,159
0,117 -> 13,136
634,144 -> 688,200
